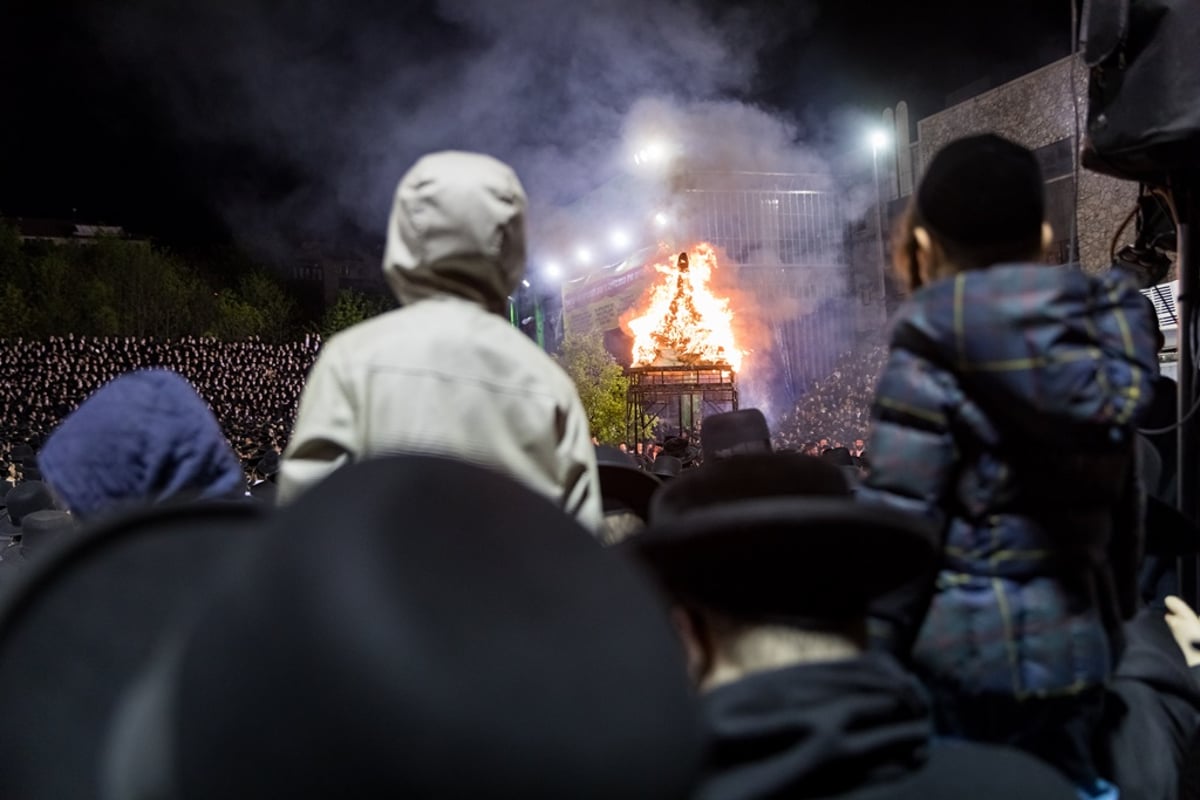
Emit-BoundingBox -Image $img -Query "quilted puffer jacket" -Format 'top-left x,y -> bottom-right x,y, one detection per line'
860,264 -> 1158,698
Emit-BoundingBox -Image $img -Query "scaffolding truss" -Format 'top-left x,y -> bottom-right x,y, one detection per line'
626,365 -> 738,443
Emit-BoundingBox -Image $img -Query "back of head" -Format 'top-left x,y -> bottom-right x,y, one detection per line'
902,133 -> 1046,284
107,456 -> 700,799
383,151 -> 527,314
39,370 -> 245,520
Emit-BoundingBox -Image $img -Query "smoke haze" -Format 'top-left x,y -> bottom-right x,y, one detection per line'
89,0 -> 835,254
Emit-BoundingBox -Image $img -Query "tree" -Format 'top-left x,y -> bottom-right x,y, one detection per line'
0,283 -> 31,337
231,271 -> 296,342
556,334 -> 641,444
320,290 -> 390,337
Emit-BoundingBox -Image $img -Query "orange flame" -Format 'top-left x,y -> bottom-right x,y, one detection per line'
627,242 -> 744,371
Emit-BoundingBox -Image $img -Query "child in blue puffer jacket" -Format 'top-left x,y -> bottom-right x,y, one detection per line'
860,134 -> 1158,799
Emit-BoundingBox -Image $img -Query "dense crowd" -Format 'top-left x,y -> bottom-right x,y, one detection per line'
0,334 -> 320,482
0,140 -> 1197,800
771,341 -> 887,452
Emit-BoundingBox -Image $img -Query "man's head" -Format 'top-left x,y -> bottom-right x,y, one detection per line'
897,133 -> 1054,290
626,453 -> 936,691
853,438 -> 865,452
383,151 -> 528,314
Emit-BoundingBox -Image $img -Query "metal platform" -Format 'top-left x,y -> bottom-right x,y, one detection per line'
626,364 -> 738,443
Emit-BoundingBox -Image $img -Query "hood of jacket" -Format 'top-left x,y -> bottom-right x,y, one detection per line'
893,264 -> 1158,441
39,370 -> 245,520
697,653 -> 931,799
382,151 -> 527,314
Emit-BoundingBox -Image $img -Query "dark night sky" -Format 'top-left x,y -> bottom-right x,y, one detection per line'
0,0 -> 1072,252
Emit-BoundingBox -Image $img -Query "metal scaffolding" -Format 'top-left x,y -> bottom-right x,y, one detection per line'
626,364 -> 738,443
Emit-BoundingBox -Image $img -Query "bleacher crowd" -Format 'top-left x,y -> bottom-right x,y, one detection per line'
0,140 -> 1197,800
0,334 -> 320,484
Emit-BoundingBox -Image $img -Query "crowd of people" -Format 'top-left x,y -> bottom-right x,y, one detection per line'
770,341 -> 886,453
0,139 -> 1197,799
0,334 -> 320,483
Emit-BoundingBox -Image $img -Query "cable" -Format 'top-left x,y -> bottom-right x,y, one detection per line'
1139,388 -> 1200,435
1109,202 -> 1140,260
1069,0 -> 1081,265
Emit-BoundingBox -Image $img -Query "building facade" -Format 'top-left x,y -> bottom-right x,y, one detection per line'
881,55 -> 1139,275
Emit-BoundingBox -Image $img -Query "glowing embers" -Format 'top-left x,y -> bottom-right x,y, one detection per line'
626,243 -> 744,372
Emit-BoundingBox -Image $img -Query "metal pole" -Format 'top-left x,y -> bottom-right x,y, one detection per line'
1175,180 -> 1199,606
534,293 -> 545,351
873,146 -> 888,305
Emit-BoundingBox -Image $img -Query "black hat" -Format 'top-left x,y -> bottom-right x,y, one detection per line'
916,133 -> 1044,249
632,453 -> 937,622
595,445 -> 661,519
104,456 -> 701,799
820,446 -> 855,467
652,454 -> 683,480
0,502 -> 264,799
256,451 -> 280,478
701,409 -> 772,463
9,444 -> 34,464
16,510 -> 76,559
4,481 -> 54,527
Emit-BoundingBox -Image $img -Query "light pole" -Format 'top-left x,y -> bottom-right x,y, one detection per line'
869,129 -> 890,308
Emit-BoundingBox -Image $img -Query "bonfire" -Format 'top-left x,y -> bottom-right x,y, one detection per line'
626,243 -> 744,372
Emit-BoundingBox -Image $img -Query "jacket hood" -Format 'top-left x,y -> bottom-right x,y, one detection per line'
698,654 -> 930,799
383,151 -> 527,313
39,370 -> 246,520
894,264 -> 1158,438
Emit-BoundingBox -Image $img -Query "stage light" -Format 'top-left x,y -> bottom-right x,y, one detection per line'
654,212 -> 669,227
575,247 -> 592,265
544,262 -> 562,279
521,279 -> 531,288
868,128 -> 890,153
633,138 -> 671,167
610,228 -> 630,249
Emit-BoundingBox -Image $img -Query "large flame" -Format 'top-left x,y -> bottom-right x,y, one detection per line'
627,242 -> 744,371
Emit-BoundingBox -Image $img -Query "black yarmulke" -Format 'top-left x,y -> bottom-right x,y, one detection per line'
917,134 -> 1045,248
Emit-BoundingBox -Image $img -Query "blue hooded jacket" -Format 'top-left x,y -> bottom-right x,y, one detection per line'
39,370 -> 246,520
860,264 -> 1158,698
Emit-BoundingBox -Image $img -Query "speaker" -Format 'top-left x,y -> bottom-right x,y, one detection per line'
1082,0 -> 1200,184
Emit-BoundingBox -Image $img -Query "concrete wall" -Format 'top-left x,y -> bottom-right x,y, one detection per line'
916,55 -> 1138,273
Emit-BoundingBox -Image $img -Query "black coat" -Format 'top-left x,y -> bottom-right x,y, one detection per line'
696,653 -> 1076,800
1099,606 -> 1200,800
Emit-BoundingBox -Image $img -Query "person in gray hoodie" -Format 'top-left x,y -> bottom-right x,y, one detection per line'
278,151 -> 601,531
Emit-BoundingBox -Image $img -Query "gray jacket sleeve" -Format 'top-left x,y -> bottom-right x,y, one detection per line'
277,342 -> 357,505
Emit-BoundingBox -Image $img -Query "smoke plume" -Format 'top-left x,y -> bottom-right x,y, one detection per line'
90,0 -> 820,253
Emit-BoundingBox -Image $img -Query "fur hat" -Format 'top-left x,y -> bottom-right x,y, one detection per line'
103,456 -> 701,799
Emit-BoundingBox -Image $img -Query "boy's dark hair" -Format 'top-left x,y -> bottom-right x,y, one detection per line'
915,133 -> 1046,272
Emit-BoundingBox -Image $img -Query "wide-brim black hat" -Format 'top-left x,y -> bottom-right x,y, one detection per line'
102,456 -> 701,799
631,453 -> 937,621
595,445 -> 661,519
634,498 -> 936,622
651,455 -> 683,480
0,501 -> 264,799
700,409 -> 772,463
